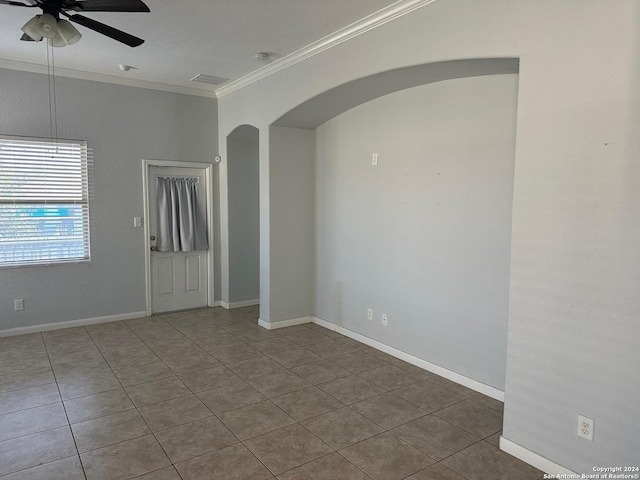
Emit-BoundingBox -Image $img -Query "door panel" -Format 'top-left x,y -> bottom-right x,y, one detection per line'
185,254 -> 202,293
148,166 -> 209,313
157,257 -> 175,295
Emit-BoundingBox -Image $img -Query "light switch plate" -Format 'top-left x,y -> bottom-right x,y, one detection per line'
14,299 -> 24,311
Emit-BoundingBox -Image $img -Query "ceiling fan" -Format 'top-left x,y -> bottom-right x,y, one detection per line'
0,0 -> 150,47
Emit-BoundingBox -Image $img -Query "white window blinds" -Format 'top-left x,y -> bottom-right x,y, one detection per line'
0,136 -> 90,267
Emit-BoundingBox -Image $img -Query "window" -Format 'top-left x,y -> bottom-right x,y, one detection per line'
0,136 -> 90,267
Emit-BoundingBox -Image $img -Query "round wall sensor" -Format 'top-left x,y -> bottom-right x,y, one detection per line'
119,64 -> 133,72
214,155 -> 222,163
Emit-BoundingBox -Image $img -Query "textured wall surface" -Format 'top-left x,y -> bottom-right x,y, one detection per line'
269,126 -> 315,322
217,0 -> 640,471
227,125 -> 260,303
315,74 -> 518,390
0,68 -> 218,329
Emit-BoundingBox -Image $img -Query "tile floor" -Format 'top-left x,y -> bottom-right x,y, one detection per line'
0,306 -> 544,480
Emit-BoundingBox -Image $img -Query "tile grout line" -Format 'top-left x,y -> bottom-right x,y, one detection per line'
3,307 -> 515,480
102,318 -> 191,477
163,310 -> 299,479
118,311 -> 260,478
41,329 -> 90,480
203,318 -> 438,479
157,308 -> 265,478
72,318 -> 183,476
254,321 -> 502,479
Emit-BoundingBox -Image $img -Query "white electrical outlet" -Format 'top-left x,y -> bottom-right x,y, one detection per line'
367,308 -> 373,320
372,153 -> 378,166
577,415 -> 594,441
381,313 -> 388,326
14,299 -> 24,311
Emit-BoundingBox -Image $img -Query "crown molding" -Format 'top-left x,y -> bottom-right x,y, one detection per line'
1,0 -> 437,99
0,58 -> 218,98
215,0 -> 438,98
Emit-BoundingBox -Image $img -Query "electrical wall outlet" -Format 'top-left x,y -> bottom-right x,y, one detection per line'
367,308 -> 373,320
372,153 -> 378,166
577,415 -> 594,441
381,313 -> 388,326
14,299 -> 24,311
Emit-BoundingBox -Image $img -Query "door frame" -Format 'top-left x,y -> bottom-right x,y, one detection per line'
142,159 -> 215,316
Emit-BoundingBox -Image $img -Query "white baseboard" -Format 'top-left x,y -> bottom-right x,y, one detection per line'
258,316 -> 314,330
500,436 -> 576,476
255,313 -> 504,401
221,299 -> 260,310
311,316 -> 504,401
211,300 -> 222,307
0,311 -> 148,337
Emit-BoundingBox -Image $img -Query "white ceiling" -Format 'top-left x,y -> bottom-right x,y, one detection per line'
0,0 -> 399,95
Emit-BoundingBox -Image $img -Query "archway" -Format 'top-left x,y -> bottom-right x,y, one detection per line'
225,124 -> 260,307
264,58 -> 519,395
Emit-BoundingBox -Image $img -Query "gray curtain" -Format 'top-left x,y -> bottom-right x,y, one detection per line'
156,177 -> 208,252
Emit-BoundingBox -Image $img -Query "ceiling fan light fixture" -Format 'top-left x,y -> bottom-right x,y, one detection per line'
8,0 -> 149,47
57,19 -> 82,45
36,13 -> 58,39
49,30 -> 66,47
21,15 -> 44,41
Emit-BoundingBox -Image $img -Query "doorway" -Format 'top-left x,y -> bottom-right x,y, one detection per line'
142,160 -> 214,315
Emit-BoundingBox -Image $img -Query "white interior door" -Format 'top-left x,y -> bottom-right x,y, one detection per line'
148,166 -> 209,314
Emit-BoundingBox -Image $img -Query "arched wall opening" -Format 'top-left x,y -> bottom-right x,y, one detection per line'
226,124 -> 260,307
267,58 -> 519,391
216,3 -> 640,470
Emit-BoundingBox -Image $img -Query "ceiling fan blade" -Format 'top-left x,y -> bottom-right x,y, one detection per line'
68,13 -> 144,47
0,0 -> 34,6
20,32 -> 42,41
62,0 -> 149,12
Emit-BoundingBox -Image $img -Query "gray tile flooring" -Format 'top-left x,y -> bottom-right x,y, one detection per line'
0,306 -> 544,479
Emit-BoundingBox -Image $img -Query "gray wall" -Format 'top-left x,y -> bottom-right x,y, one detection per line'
269,126 -> 315,322
0,68 -> 219,330
227,125 -> 260,303
315,74 -> 518,390
217,0 -> 640,471
502,8 -> 640,466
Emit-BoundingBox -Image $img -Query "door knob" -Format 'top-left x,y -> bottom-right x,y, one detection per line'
150,246 -> 157,251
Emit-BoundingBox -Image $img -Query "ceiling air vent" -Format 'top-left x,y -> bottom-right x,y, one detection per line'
190,74 -> 229,85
